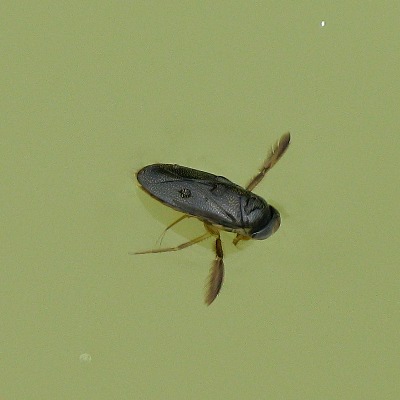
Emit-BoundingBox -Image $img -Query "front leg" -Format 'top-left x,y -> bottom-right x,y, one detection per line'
233,233 -> 251,246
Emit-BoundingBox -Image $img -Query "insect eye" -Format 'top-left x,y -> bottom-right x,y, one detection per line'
179,188 -> 191,198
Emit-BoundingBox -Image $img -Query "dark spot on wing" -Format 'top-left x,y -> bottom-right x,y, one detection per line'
179,188 -> 192,198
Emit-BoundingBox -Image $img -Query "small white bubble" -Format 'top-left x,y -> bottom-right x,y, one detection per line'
79,353 -> 92,363
320,21 -> 326,27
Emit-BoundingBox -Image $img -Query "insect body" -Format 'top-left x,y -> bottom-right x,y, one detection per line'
134,132 -> 290,305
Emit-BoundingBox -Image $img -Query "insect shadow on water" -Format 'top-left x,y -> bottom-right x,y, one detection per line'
132,132 -> 290,305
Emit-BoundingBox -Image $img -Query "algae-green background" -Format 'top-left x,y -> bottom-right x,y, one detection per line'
1,2 -> 399,399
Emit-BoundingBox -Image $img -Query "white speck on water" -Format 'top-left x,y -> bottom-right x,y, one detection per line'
79,353 -> 92,363
320,20 -> 326,27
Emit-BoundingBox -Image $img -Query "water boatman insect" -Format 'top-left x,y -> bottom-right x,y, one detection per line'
134,132 -> 290,305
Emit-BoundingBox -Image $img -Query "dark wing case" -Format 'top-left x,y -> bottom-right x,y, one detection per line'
136,164 -> 268,229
